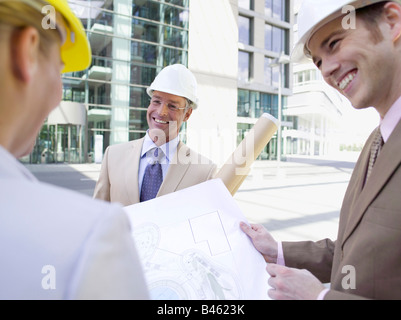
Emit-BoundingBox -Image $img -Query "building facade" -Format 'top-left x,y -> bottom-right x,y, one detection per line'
22,0 -> 293,166
237,0 -> 292,161
286,63 -> 344,156
285,0 -> 349,158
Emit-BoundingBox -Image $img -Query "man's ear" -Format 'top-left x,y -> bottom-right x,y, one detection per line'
383,2 -> 401,43
183,107 -> 193,122
10,26 -> 40,82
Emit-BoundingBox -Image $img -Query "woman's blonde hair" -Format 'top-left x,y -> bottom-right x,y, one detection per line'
0,0 -> 61,54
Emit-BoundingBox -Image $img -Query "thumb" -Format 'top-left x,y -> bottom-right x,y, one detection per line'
266,263 -> 288,277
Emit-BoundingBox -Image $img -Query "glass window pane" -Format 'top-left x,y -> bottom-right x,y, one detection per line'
261,93 -> 272,115
265,0 -> 288,21
272,66 -> 279,87
272,26 -> 282,52
238,51 -> 250,82
272,94 -> 279,118
238,90 -> 250,117
130,64 -> 156,87
264,58 -> 273,85
129,108 -> 148,131
238,15 -> 251,45
132,1 -> 189,29
129,87 -> 149,109
250,91 -> 260,118
237,123 -> 252,146
164,0 -> 189,7
238,0 -> 252,10
269,26 -> 288,54
265,24 -> 272,51
265,0 -> 272,17
272,0 -> 282,20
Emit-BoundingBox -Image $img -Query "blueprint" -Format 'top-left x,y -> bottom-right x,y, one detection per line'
124,179 -> 270,300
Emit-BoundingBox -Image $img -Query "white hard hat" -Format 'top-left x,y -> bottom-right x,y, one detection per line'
292,0 -> 401,63
146,64 -> 199,109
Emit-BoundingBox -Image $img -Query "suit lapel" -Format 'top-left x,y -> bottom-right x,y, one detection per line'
341,120 -> 401,247
157,142 -> 191,196
125,138 -> 144,204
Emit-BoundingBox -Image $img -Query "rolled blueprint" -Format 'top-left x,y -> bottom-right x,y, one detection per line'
215,113 -> 279,196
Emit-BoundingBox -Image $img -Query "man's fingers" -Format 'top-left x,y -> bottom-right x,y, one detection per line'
267,264 -> 289,299
239,222 -> 257,238
266,262 -> 284,277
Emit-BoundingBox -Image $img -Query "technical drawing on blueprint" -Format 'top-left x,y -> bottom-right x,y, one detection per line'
125,179 -> 270,300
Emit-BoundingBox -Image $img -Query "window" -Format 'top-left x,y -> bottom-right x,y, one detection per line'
238,51 -> 251,82
238,90 -> 286,120
265,0 -> 289,22
237,90 -> 260,118
294,70 -> 321,86
238,15 -> 252,45
264,57 -> 273,86
238,89 -> 250,117
260,93 -> 279,118
265,24 -> 288,54
238,0 -> 254,10
264,57 -> 289,88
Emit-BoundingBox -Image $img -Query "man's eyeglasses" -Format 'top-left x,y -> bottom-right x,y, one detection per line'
149,98 -> 187,112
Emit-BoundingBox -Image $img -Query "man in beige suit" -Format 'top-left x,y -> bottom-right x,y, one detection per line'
94,64 -> 216,206
241,0 -> 401,300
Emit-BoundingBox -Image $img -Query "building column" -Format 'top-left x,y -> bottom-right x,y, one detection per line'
187,0 -> 239,167
110,0 -> 133,145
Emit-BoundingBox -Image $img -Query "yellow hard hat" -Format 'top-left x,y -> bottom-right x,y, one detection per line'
45,0 -> 92,73
0,0 -> 91,72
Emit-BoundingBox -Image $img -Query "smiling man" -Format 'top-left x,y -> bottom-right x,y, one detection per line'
241,0 -> 401,300
94,64 -> 216,205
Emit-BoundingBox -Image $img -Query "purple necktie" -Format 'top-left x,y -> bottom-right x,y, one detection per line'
140,148 -> 163,202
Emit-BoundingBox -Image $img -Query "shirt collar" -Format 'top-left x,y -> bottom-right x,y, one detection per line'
141,131 -> 180,162
0,145 -> 38,181
380,95 -> 401,143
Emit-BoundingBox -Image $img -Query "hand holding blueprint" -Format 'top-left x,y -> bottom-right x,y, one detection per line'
124,179 -> 270,300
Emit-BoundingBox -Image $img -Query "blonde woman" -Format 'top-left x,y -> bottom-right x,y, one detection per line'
0,0 -> 148,300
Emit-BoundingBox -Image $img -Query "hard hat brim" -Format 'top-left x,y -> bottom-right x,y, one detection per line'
147,87 -> 198,109
46,0 -> 92,73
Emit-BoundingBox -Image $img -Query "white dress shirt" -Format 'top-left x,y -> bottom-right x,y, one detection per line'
0,146 -> 38,181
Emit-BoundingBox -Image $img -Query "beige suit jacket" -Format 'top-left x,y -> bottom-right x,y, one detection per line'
93,138 -> 217,206
283,119 -> 401,300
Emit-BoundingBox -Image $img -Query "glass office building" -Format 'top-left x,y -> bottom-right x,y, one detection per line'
237,0 -> 292,160
21,0 -> 293,165
22,0 -> 190,164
